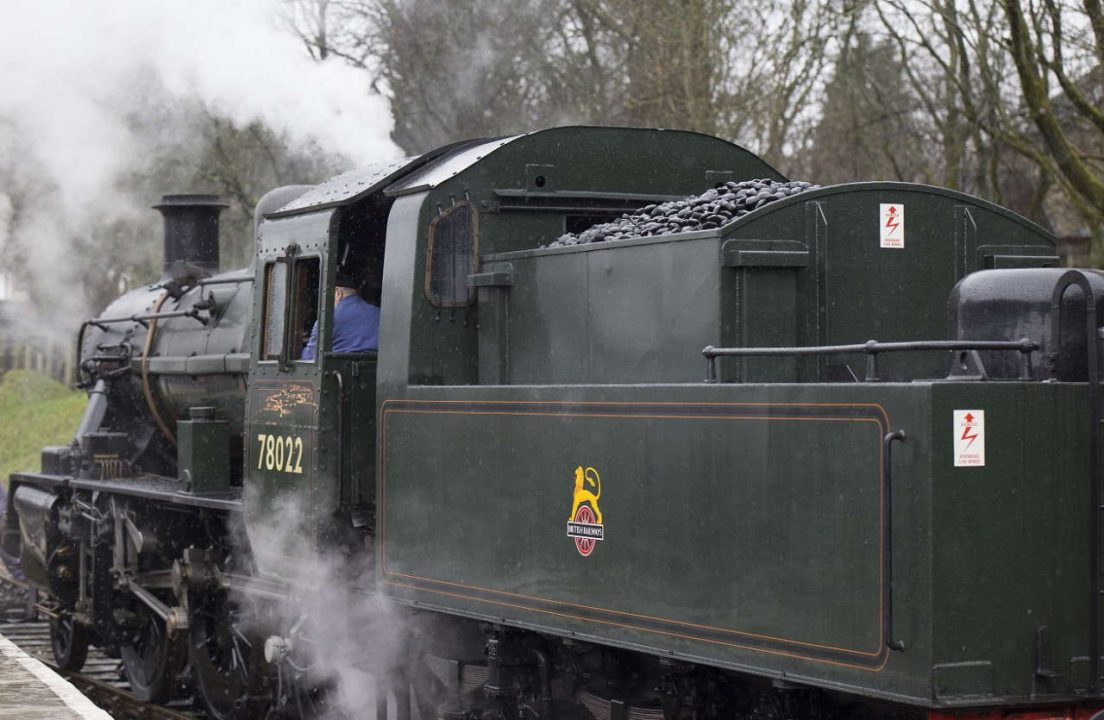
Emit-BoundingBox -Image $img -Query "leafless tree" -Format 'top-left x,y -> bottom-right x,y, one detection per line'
868,0 -> 1102,252
1003,0 -> 1104,248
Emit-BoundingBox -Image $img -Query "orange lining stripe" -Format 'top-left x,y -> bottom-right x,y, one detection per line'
379,399 -> 889,668
386,580 -> 891,673
386,409 -> 879,424
386,565 -> 881,657
387,398 -> 891,426
382,412 -> 882,656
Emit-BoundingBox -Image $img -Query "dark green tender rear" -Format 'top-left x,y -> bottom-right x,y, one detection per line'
365,127 -> 1092,710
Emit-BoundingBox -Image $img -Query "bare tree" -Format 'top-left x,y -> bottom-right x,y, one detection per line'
558,0 -> 843,168
285,0 -> 567,153
1003,0 -> 1104,246
233,0 -> 1104,264
868,1 -> 1050,225
803,31 -> 931,184
290,0 -> 841,165
720,0 -> 845,168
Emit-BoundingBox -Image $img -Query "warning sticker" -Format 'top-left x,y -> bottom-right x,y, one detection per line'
953,410 -> 985,467
880,203 -> 904,249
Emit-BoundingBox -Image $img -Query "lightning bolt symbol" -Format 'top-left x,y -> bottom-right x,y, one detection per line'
885,208 -> 900,236
960,424 -> 978,450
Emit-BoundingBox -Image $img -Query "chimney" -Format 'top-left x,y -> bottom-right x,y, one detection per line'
153,194 -> 229,278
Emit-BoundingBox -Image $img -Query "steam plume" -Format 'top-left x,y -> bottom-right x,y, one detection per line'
0,0 -> 399,317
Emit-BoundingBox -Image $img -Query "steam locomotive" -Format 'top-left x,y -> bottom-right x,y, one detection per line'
4,126 -> 1103,720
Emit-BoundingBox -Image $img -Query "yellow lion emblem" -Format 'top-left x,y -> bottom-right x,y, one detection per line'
567,466 -> 603,524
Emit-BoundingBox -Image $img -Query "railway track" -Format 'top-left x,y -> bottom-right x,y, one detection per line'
0,572 -> 203,720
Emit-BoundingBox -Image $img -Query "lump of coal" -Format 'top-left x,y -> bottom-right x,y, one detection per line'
547,178 -> 820,248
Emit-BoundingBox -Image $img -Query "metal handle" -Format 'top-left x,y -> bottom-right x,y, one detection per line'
883,429 -> 907,652
333,370 -> 345,496
703,338 -> 1039,383
1049,270 -> 1102,691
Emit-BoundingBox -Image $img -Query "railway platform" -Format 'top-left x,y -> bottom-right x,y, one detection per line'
0,632 -> 112,720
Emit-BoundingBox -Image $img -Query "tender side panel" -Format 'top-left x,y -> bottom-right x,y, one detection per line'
379,391 -> 915,683
501,237 -> 723,384
929,383 -> 1091,704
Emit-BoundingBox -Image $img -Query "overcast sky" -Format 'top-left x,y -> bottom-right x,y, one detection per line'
0,0 -> 399,307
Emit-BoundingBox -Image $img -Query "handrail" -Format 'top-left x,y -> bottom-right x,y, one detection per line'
883,430 -> 907,651
1048,270 -> 1101,692
332,369 -> 346,504
88,308 -> 210,328
702,338 -> 1040,383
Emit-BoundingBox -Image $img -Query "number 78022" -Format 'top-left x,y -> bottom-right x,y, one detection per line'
255,433 -> 304,474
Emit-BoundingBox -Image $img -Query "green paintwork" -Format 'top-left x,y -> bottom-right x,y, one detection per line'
928,383 -> 1091,701
241,127 -> 1092,710
244,211 -> 330,566
176,409 -> 230,494
480,183 -> 1057,385
377,381 -> 1091,708
383,127 -> 787,388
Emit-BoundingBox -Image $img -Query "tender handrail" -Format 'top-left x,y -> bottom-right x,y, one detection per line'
1048,270 -> 1102,692
883,430 -> 907,652
702,338 -> 1039,383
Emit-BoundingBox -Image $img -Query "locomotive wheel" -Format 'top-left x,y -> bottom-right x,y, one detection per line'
120,603 -> 185,703
189,589 -> 263,720
50,611 -> 88,671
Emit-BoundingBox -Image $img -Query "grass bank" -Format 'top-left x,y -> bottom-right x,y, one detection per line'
0,370 -> 86,489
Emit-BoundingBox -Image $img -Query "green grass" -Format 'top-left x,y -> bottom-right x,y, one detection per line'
0,370 -> 87,489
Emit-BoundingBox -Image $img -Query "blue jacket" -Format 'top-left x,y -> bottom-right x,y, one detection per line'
300,295 -> 380,359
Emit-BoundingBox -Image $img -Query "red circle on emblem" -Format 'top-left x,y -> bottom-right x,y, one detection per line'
574,505 -> 596,557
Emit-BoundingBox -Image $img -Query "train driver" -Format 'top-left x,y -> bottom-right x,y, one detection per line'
300,268 -> 379,359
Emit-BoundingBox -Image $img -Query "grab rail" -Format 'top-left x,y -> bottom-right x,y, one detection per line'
1048,270 -> 1102,692
702,338 -> 1039,383
883,430 -> 907,651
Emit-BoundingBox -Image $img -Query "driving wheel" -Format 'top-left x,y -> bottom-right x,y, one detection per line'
50,611 -> 88,671
189,588 -> 264,719
120,602 -> 184,703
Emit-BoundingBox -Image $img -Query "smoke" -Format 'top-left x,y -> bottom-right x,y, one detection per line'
0,193 -> 10,256
0,0 -> 399,319
239,488 -> 430,719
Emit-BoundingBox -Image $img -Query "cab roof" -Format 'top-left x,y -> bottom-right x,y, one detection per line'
264,136 -> 501,219
265,127 -> 782,218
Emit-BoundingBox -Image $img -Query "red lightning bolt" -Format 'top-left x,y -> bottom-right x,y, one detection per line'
960,423 -> 979,450
885,207 -> 900,236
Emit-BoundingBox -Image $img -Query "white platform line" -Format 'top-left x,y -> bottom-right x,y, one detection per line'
0,634 -> 113,720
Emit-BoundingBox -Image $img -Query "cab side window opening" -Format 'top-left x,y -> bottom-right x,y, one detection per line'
426,204 -> 477,308
261,256 -> 321,365
318,200 -> 387,357
291,258 -> 321,362
262,261 -> 288,360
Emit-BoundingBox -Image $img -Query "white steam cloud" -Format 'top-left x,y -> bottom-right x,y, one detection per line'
0,0 -> 399,316
240,489 -> 429,719
0,0 -> 397,203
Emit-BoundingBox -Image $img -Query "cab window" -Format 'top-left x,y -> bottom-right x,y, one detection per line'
262,261 -> 287,360
261,256 -> 320,364
425,204 -> 477,308
291,258 -> 320,362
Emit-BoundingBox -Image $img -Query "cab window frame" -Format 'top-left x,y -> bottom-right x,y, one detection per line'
289,256 -> 321,364
424,202 -> 478,308
261,259 -> 290,362
259,253 -> 322,369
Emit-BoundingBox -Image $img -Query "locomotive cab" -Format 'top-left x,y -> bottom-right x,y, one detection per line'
245,187 -> 393,558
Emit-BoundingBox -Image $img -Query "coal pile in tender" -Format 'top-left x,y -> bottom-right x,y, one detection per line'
548,179 -> 820,247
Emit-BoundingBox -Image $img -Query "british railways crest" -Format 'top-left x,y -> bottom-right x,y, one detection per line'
566,466 -> 604,557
